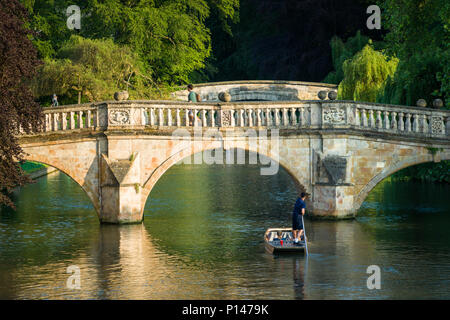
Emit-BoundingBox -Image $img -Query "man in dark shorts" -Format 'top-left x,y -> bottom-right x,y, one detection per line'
292,192 -> 306,244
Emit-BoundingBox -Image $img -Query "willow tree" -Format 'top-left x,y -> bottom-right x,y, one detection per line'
33,35 -> 156,105
0,0 -> 43,208
323,31 -> 370,85
338,43 -> 398,102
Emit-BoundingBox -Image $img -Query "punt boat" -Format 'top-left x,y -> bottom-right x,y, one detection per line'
264,228 -> 307,254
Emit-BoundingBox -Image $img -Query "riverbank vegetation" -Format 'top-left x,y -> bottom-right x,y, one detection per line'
0,1 -> 43,208
20,161 -> 47,174
322,0 -> 449,183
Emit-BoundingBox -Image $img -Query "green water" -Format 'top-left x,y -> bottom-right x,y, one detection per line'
0,163 -> 449,299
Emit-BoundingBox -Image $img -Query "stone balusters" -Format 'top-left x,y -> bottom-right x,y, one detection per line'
282,108 -> 288,126
176,108 -> 181,126
166,108 -> 171,126
274,108 -> 280,126
158,108 -> 164,126
354,107 -> 361,127
39,107 -> 98,133
405,113 -> 412,132
219,106 -> 310,128
362,109 -> 368,127
412,114 -> 419,133
383,111 -> 390,130
247,109 -> 253,127
35,102 -> 448,139
368,110 -> 375,128
376,110 -> 382,130
290,108 -> 297,126
350,104 -> 450,138
256,109 -> 262,126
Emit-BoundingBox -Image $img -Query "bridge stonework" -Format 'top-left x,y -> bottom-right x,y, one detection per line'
172,80 -> 338,102
18,99 -> 450,223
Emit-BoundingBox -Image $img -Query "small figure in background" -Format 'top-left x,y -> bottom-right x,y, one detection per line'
52,94 -> 59,107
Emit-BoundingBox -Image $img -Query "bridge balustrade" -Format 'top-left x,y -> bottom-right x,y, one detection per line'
26,101 -> 449,140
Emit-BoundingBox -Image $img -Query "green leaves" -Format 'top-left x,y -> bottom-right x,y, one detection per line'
393,161 -> 450,183
377,0 -> 449,107
33,35 -> 155,104
323,31 -> 370,85
337,43 -> 398,102
22,0 -> 227,86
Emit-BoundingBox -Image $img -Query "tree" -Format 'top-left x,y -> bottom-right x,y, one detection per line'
22,0 -> 221,85
377,0 -> 449,107
0,0 -> 43,208
323,31 -> 370,84
338,42 -> 398,102
33,35 -> 159,105
209,0 -> 382,82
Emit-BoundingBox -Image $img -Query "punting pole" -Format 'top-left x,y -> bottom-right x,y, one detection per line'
302,214 -> 308,256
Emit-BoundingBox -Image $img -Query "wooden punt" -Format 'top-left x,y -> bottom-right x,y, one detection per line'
264,228 -> 307,254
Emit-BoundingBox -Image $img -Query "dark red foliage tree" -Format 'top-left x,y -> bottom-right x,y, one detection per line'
0,0 -> 43,208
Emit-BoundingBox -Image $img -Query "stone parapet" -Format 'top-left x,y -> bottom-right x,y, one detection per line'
27,100 -> 450,141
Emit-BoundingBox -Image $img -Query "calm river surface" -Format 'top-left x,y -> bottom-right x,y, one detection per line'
1,162 -> 449,299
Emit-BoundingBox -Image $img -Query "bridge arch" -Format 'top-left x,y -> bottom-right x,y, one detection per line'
140,145 -> 310,215
21,155 -> 100,216
354,152 -> 450,213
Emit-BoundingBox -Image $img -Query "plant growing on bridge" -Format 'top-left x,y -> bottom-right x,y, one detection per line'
0,0 -> 43,208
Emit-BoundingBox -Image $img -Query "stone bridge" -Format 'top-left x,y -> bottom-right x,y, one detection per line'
172,80 -> 338,102
18,98 -> 450,224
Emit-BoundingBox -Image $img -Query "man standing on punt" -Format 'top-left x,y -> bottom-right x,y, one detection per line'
292,192 -> 306,244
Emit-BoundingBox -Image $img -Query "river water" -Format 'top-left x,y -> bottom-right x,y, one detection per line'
0,161 -> 449,299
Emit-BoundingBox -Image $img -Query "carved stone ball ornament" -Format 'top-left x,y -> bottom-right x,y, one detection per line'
416,99 -> 427,108
114,91 -> 129,101
328,91 -> 338,100
218,92 -> 231,102
318,91 -> 328,100
433,99 -> 443,109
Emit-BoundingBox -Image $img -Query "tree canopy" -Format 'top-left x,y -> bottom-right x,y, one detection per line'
377,0 -> 449,107
0,0 -> 43,207
22,0 -> 239,85
33,35 -> 157,104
